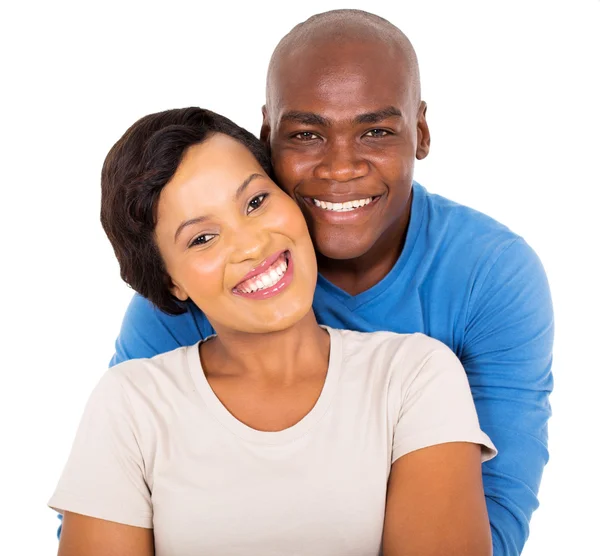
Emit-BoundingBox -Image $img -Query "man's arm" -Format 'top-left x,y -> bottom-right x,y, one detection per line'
111,294 -> 210,366
462,238 -> 554,555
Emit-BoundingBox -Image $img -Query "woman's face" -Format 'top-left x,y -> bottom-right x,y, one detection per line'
154,133 -> 318,335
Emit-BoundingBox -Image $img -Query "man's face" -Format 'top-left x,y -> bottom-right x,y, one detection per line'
262,40 -> 430,261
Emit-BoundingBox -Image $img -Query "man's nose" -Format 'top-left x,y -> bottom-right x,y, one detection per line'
314,140 -> 369,182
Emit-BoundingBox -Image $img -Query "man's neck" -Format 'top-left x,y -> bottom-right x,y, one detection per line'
317,204 -> 411,296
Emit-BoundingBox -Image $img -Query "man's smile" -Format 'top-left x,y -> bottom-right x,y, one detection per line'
301,194 -> 382,222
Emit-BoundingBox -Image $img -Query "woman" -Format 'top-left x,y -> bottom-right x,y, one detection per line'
49,107 -> 496,555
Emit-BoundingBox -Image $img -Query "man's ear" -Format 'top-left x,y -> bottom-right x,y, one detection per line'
260,105 -> 271,147
416,101 -> 431,160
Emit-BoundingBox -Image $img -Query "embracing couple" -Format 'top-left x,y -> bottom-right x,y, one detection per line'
49,9 -> 553,556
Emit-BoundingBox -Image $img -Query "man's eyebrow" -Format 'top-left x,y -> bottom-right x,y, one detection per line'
280,107 -> 402,127
173,173 -> 263,243
280,111 -> 330,127
354,106 -> 403,124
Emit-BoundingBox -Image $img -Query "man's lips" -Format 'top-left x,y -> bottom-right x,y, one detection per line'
300,194 -> 382,221
300,194 -> 382,204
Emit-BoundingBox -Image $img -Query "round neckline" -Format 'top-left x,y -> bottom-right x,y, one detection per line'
186,326 -> 343,445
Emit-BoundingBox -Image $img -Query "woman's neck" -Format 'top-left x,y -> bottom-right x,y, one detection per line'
201,311 -> 330,385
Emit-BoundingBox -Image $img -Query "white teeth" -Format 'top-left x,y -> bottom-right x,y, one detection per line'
312,197 -> 373,212
236,254 -> 289,293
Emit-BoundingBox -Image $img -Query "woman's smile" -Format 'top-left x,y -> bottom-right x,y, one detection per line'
233,250 -> 294,300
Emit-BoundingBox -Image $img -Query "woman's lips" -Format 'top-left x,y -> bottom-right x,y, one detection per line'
232,251 -> 294,300
236,249 -> 288,284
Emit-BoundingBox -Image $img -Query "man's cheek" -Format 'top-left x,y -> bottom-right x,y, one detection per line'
281,155 -> 315,181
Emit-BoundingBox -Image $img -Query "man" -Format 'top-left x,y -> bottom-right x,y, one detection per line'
108,10 -> 553,555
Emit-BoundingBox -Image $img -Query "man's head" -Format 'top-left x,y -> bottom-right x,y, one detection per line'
262,10 -> 430,262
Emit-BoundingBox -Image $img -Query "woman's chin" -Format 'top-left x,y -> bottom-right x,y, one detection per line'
210,300 -> 314,336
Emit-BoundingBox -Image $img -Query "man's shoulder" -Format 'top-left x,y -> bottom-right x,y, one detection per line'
414,183 -> 528,275
112,296 -> 213,365
418,183 -> 519,244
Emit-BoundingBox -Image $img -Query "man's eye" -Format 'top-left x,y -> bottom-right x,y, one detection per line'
364,129 -> 389,137
293,132 -> 319,141
247,194 -> 268,214
190,234 -> 216,247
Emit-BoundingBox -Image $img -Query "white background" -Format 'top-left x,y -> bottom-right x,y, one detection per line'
1,1 -> 599,553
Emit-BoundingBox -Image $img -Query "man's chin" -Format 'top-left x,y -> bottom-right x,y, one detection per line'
314,237 -> 375,262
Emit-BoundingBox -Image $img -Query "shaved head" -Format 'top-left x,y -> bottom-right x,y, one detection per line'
266,9 -> 421,112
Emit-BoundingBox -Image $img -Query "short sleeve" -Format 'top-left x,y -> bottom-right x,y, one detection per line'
48,370 -> 152,528
391,339 -> 497,464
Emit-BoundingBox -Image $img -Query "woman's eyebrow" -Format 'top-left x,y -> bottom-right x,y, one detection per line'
234,173 -> 263,201
173,173 -> 264,243
174,215 -> 210,243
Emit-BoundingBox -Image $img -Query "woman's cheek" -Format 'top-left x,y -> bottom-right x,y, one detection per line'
283,201 -> 311,240
183,253 -> 226,302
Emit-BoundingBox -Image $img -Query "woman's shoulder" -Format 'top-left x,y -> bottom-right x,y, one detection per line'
328,327 -> 456,367
103,343 -> 199,404
327,327 -> 462,397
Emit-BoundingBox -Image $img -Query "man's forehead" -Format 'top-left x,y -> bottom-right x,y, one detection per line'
270,59 -> 413,117
278,38 -> 405,73
271,40 -> 411,91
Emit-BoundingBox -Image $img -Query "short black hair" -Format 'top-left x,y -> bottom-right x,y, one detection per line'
100,107 -> 272,314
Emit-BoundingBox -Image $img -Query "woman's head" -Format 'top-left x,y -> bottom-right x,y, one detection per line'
101,107 -> 317,334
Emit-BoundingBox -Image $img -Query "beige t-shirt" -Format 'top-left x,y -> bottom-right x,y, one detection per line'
49,328 -> 496,556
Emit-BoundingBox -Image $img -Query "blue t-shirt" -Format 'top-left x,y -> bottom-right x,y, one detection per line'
110,182 -> 554,555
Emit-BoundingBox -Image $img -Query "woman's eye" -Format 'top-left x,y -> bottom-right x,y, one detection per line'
294,132 -> 319,141
190,234 -> 216,247
364,129 -> 389,138
247,194 -> 268,214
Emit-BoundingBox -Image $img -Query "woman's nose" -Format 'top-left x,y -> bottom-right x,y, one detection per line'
229,226 -> 270,265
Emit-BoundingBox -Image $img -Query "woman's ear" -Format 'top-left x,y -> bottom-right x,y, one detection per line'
169,279 -> 189,302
